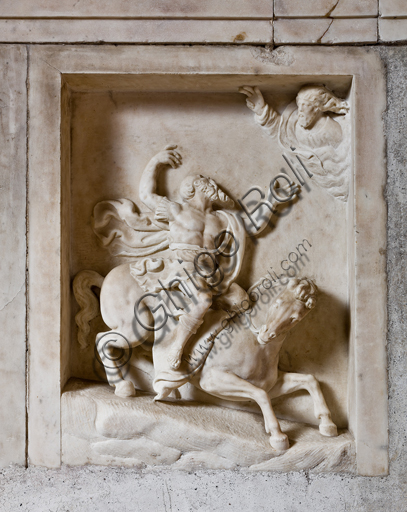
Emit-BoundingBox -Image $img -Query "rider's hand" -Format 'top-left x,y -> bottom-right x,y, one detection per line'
152,144 -> 182,169
239,86 -> 266,116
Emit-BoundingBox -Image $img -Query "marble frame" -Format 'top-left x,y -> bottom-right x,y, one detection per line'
27,45 -> 387,475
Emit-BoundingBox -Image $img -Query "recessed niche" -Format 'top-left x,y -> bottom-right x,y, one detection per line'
27,46 -> 387,474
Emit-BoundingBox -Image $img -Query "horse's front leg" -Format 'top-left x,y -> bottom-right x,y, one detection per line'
269,371 -> 338,437
199,368 -> 289,451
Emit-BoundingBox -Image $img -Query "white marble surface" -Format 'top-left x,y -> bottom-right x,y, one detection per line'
380,0 -> 407,17
62,379 -> 355,471
274,18 -> 378,44
27,46 -> 64,468
275,0 -> 378,18
0,19 -> 273,44
0,45 -> 27,467
380,19 -> 407,42
0,0 -> 273,18
0,44 -> 406,512
27,45 -> 387,475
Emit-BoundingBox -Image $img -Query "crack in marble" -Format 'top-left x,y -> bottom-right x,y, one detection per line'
326,0 -> 341,18
0,282 -> 24,312
318,19 -> 334,43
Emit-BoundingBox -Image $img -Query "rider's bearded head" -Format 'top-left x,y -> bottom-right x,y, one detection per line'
180,175 -> 234,208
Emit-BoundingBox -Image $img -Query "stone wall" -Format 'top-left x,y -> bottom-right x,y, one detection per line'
0,2 -> 406,510
0,0 -> 405,44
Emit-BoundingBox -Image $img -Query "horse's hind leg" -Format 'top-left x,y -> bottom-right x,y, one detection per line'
269,371 -> 338,437
96,329 -> 145,398
199,368 -> 289,451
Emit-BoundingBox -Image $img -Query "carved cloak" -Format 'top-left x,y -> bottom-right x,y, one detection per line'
92,197 -> 247,296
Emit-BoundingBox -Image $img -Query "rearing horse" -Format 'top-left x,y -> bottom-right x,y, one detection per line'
152,277 -> 338,451
74,269 -> 338,452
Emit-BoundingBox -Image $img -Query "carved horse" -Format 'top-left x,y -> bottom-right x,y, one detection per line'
153,277 -> 338,451
74,268 -> 338,452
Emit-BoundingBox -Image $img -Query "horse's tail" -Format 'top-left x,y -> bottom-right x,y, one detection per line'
73,270 -> 104,349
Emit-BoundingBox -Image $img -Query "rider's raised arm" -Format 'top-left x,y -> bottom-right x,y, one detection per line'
139,145 -> 182,211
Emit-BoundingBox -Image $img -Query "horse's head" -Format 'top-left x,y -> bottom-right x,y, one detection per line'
257,278 -> 318,344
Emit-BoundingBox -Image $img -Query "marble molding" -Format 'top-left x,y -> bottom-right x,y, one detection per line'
0,19 -> 273,45
25,45 -> 387,475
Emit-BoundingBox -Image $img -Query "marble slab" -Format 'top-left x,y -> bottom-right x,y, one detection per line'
0,19 -> 273,44
275,0 -> 378,18
379,19 -> 407,42
274,18 -> 378,44
379,0 -> 407,18
0,45 -> 27,467
0,0 -> 273,19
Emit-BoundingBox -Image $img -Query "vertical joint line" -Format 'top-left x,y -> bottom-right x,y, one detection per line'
24,44 -> 30,469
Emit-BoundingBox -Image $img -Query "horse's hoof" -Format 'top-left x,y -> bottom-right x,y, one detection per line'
319,422 -> 338,437
270,433 -> 289,451
114,380 -> 136,398
154,390 -> 171,401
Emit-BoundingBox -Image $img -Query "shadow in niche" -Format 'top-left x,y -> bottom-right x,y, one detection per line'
230,194 -> 301,292
69,89 -> 350,431
274,289 -> 350,428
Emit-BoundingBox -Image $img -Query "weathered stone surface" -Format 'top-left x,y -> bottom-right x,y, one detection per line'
275,0 -> 378,18
380,19 -> 407,42
274,18 -> 378,44
62,379 -> 355,471
0,0 -> 273,19
380,0 -> 407,17
0,19 -> 273,44
27,46 -> 63,468
0,45 -> 27,467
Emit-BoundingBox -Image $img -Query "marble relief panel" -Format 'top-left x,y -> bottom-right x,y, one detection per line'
26,46 -> 387,474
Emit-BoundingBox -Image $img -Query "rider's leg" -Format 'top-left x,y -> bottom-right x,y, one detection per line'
167,283 -> 213,370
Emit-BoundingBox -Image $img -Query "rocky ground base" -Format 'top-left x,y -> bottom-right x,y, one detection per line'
62,379 -> 356,472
